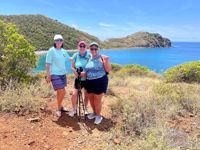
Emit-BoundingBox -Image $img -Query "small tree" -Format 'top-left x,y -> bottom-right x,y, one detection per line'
0,19 -> 37,86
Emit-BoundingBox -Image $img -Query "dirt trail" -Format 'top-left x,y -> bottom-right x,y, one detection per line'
0,95 -> 115,150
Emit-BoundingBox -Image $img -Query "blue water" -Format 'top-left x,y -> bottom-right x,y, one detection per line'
34,42 -> 200,74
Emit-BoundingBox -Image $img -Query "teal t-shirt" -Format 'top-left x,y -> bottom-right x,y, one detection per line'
72,50 -> 91,80
46,47 -> 70,75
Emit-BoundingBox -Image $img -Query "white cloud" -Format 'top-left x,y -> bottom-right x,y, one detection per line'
81,22 -> 200,42
99,22 -> 115,27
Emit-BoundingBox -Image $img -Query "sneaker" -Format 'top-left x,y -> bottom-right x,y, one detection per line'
87,113 -> 96,120
94,115 -> 103,125
68,110 -> 77,117
61,106 -> 67,112
55,110 -> 61,117
84,107 -> 89,115
84,109 -> 89,115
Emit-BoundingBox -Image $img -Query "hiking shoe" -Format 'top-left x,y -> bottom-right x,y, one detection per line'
94,115 -> 103,125
68,110 -> 77,117
61,106 -> 67,112
55,110 -> 61,117
87,113 -> 96,120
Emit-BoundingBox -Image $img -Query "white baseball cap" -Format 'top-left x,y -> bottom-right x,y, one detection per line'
54,34 -> 63,41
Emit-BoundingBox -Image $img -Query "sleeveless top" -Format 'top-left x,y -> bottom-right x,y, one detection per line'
85,55 -> 106,80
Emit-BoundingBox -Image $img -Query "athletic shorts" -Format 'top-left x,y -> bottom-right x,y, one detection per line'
51,75 -> 67,90
85,75 -> 108,95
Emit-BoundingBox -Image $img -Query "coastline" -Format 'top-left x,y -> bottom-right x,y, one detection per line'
35,46 -> 172,55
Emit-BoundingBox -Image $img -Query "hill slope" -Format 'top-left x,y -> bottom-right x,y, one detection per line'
0,15 -> 100,50
103,32 -> 171,49
0,15 -> 171,50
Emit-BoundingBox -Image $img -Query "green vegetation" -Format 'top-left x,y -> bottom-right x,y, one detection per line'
108,75 -> 200,149
164,61 -> 200,83
111,64 -> 160,78
0,15 -> 100,50
103,32 -> 171,49
110,63 -> 122,72
0,19 -> 37,86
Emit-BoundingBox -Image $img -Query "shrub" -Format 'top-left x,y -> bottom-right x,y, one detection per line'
164,61 -> 200,83
110,96 -> 156,136
0,19 -> 37,86
154,83 -> 200,115
110,63 -> 122,72
116,64 -> 159,78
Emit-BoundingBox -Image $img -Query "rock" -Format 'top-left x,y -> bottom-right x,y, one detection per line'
44,145 -> 49,149
113,138 -> 121,144
63,131 -> 68,136
28,141 -> 35,146
27,117 -> 40,122
69,129 -> 73,132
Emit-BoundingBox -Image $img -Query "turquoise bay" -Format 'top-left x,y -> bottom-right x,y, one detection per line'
34,42 -> 200,74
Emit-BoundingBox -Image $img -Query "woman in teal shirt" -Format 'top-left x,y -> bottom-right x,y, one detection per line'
68,41 -> 91,117
85,42 -> 111,124
46,34 -> 70,117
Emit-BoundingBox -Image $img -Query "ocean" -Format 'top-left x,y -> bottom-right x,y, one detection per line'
34,42 -> 200,74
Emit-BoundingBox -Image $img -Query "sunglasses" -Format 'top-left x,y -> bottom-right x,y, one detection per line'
90,48 -> 98,51
79,45 -> 86,48
55,39 -> 63,42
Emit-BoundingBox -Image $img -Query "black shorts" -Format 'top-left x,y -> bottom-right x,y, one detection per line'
74,78 -> 87,89
85,75 -> 108,95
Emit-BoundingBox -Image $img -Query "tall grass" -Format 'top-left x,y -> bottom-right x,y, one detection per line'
0,79 -> 53,115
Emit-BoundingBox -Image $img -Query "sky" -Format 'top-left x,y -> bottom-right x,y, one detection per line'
0,0 -> 200,42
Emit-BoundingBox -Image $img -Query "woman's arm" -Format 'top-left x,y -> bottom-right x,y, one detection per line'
71,61 -> 78,77
101,55 -> 111,73
46,63 -> 51,83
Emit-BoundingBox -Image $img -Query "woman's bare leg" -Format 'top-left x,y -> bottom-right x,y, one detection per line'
57,88 -> 65,110
71,89 -> 78,110
84,89 -> 89,108
87,93 -> 95,112
93,94 -> 103,115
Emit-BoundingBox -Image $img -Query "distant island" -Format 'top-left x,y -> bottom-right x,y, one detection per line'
102,32 -> 171,49
0,15 -> 171,50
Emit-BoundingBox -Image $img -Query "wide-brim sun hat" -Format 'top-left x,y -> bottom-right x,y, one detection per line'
54,34 -> 63,41
89,42 -> 99,47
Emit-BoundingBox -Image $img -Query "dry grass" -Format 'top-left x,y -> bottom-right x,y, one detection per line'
0,74 -> 199,149
107,75 -> 200,150
0,79 -> 53,115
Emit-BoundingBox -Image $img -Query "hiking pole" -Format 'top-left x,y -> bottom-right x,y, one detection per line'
76,67 -> 86,121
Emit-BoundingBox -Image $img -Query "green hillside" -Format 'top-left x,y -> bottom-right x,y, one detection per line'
0,15 -> 100,50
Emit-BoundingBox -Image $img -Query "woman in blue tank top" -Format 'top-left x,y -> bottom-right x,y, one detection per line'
85,42 -> 111,125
